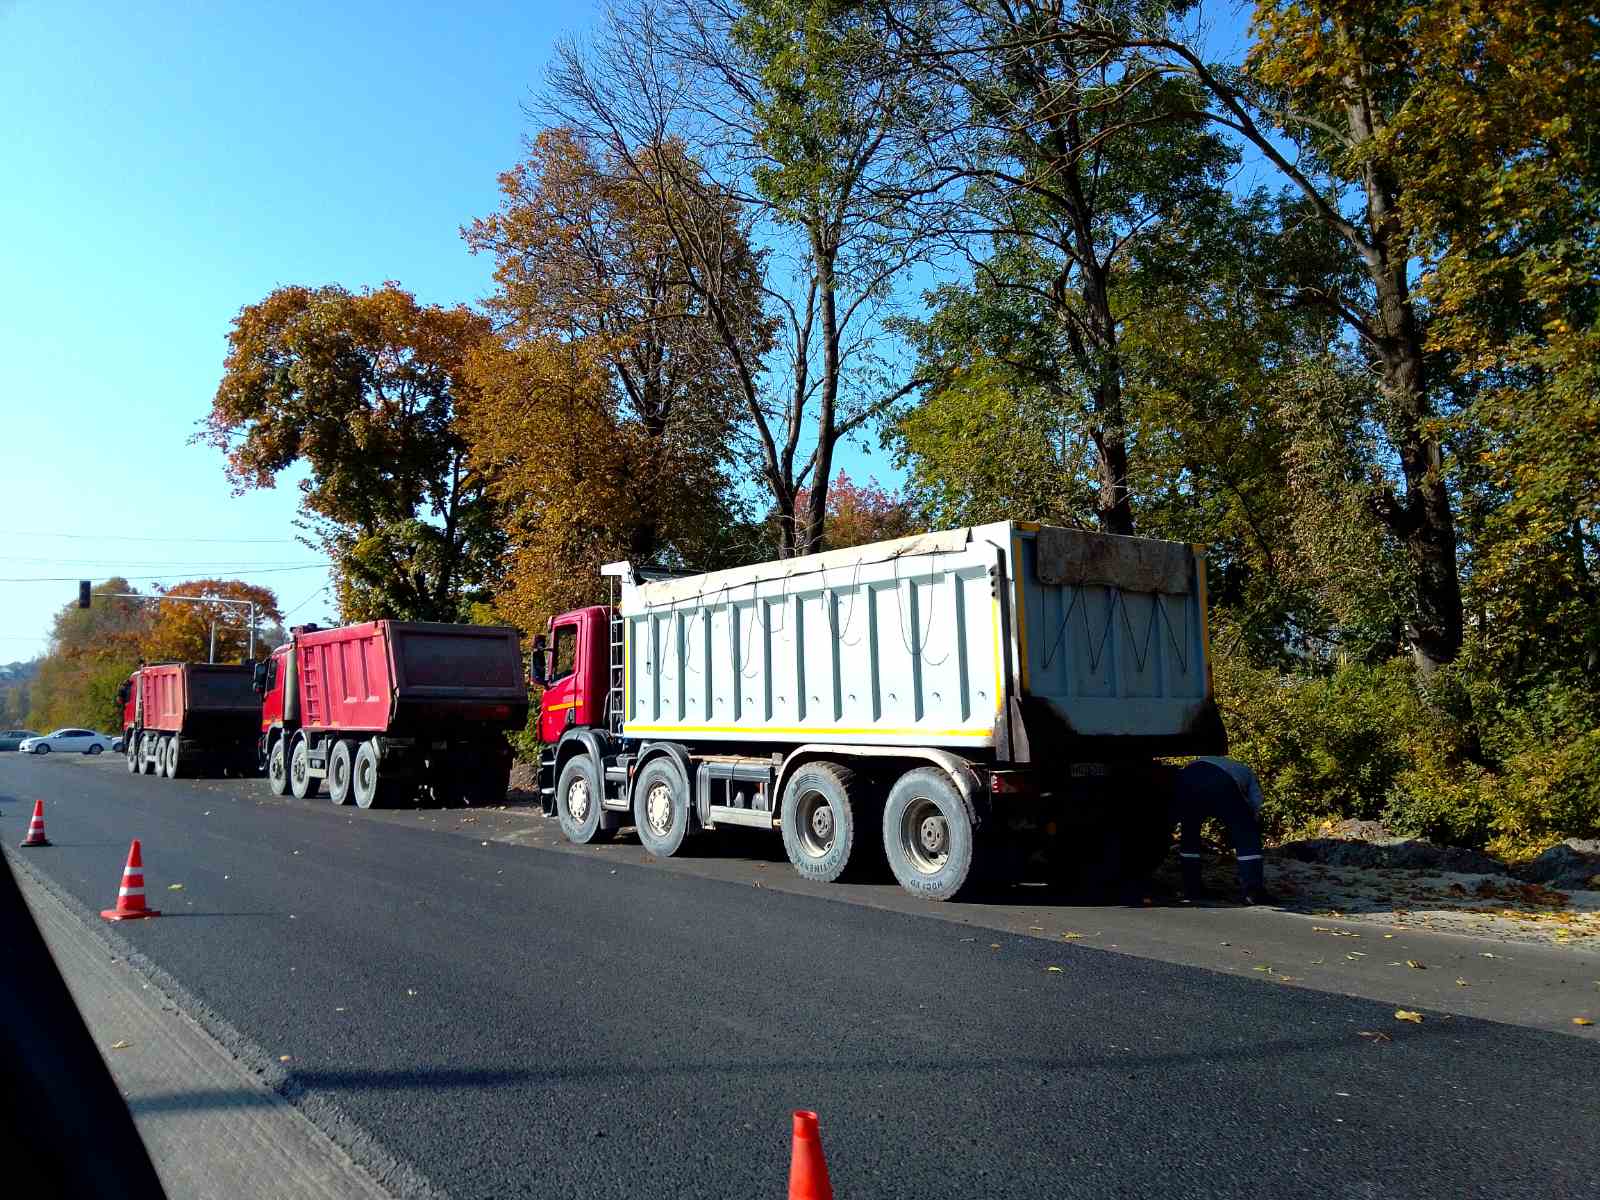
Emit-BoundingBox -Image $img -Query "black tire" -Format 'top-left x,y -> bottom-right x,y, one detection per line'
289,738 -> 318,800
556,754 -> 612,845
141,734 -> 157,775
327,739 -> 356,806
632,757 -> 690,858
160,737 -> 176,779
125,740 -> 138,773
34,744 -> 50,755
352,740 -> 382,809
267,738 -> 290,796
87,743 -> 103,756
780,762 -> 874,883
882,767 -> 978,901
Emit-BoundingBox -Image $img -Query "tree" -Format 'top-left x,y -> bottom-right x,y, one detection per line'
899,0 -> 1239,537
546,0 -> 936,557
200,285 -> 500,622
793,470 -> 916,550
137,580 -> 284,665
26,579 -> 148,732
463,128 -> 758,567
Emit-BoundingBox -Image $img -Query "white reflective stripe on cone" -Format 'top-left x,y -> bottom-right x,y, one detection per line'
118,887 -> 144,897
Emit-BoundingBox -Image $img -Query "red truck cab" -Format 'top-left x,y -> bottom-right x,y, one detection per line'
532,605 -> 610,745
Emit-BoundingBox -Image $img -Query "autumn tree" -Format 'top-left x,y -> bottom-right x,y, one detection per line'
792,470 -> 916,550
26,579 -> 148,731
463,128 -> 759,582
200,285 -> 500,622
137,580 -> 284,664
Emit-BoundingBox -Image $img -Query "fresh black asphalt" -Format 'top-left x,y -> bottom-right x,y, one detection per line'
3,754 -> 1595,1199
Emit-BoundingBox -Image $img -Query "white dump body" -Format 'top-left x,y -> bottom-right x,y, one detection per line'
612,520 -> 1215,755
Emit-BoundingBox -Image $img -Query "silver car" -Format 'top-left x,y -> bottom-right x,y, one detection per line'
19,728 -> 116,755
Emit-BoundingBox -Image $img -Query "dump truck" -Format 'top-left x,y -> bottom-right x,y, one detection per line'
256,620 -> 529,809
120,662 -> 261,779
534,521 -> 1227,900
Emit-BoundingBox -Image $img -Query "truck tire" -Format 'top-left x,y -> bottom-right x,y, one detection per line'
141,734 -> 158,775
780,762 -> 871,883
159,737 -> 176,779
327,739 -> 356,806
556,755 -> 611,845
289,738 -> 319,800
632,757 -> 690,858
267,738 -> 289,796
126,739 -> 138,774
352,740 -> 383,809
883,767 -> 978,901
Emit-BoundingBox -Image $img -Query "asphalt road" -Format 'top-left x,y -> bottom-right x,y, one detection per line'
4,753 -> 1597,1200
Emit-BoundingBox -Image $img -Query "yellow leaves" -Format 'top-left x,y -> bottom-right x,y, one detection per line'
109,1040 -> 131,1050
1045,966 -> 1063,974
1395,1010 -> 1425,1024
1404,960 -> 1426,970
1574,1018 -> 1594,1027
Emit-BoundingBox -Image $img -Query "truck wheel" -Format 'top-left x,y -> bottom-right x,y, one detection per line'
556,755 -> 612,845
267,738 -> 290,795
126,739 -> 138,774
141,734 -> 157,775
780,762 -> 872,883
166,737 -> 185,779
289,739 -> 319,800
632,757 -> 689,858
352,741 -> 383,809
327,739 -> 356,806
883,767 -> 978,901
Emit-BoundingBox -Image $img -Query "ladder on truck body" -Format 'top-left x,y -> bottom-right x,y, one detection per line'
606,574 -> 625,736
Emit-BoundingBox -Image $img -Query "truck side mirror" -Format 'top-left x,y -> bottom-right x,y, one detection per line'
528,636 -> 548,686
115,684 -> 129,706
252,661 -> 268,695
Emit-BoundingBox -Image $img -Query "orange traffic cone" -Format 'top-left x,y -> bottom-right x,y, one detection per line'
100,839 -> 161,921
787,1110 -> 833,1200
19,799 -> 50,847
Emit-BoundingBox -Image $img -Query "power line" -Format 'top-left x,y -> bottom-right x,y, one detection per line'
282,584 -> 332,619
27,533 -> 303,544
0,565 -> 331,583
0,557 -> 326,568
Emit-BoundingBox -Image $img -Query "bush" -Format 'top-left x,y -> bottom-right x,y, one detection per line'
1214,654 -> 1600,853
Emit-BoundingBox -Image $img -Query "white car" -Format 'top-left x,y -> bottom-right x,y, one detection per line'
19,728 -> 116,756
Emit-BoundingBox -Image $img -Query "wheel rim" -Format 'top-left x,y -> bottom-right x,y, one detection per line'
795,789 -> 835,859
567,777 -> 591,824
355,754 -> 375,800
292,751 -> 306,787
645,781 -> 673,836
330,754 -> 347,795
270,748 -> 286,785
900,796 -> 950,875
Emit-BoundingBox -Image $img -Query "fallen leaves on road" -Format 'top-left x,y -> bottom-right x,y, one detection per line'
1574,1017 -> 1594,1027
1456,978 -> 1470,987
1046,966 -> 1063,974
989,943 -> 1001,950
1395,1009 -> 1424,1023
1312,926 -> 1360,937
109,1040 -> 131,1050
1405,960 -> 1426,969
279,1055 -> 292,1063
1061,932 -> 1083,940
1358,1031 -> 1391,1043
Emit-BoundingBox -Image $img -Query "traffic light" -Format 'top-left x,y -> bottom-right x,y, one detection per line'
78,580 -> 92,609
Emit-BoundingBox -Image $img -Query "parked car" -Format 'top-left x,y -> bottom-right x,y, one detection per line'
0,729 -> 41,752
111,734 -> 125,753
19,728 -> 116,755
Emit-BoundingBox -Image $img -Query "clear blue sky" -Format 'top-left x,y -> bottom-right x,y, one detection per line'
0,0 -> 900,662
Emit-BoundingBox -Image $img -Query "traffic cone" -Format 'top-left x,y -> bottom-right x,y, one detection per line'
19,799 -> 51,847
100,839 -> 161,921
787,1110 -> 833,1200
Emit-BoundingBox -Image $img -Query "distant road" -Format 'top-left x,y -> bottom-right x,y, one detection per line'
4,754 -> 1597,1199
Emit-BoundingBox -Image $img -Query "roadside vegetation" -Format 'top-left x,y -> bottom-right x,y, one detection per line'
22,3 -> 1585,851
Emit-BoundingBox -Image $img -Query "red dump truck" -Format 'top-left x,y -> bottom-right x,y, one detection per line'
119,662 -> 262,779
256,620 -> 529,809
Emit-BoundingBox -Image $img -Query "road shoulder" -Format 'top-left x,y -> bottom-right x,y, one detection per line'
12,851 -> 395,1200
